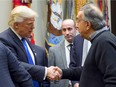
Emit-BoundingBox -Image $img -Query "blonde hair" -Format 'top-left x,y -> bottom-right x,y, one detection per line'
8,6 -> 38,27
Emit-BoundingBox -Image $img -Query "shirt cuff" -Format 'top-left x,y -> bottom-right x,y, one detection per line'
43,67 -> 47,80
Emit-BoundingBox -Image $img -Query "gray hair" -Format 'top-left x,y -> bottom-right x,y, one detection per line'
80,2 -> 106,30
8,6 -> 38,27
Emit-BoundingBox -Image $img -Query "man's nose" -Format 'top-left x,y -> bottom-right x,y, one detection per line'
65,30 -> 69,34
31,24 -> 35,29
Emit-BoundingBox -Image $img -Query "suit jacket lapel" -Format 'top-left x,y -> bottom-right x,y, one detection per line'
8,28 -> 27,56
8,28 -> 37,64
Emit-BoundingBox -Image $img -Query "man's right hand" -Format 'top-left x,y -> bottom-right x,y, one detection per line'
47,66 -> 62,81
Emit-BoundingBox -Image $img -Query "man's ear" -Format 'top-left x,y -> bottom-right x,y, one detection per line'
14,22 -> 19,29
86,21 -> 91,30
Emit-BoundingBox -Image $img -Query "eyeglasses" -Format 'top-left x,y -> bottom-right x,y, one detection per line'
76,19 -> 85,24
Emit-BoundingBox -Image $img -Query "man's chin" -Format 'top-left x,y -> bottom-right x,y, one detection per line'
67,39 -> 72,43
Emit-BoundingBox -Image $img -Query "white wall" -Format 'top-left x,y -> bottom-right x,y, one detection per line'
0,0 -> 12,32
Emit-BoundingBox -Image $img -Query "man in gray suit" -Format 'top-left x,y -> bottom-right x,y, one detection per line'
48,19 -> 79,87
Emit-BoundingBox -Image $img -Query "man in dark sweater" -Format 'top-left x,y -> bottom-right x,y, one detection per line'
54,2 -> 116,87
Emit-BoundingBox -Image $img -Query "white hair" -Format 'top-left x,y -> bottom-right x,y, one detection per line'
8,6 -> 38,26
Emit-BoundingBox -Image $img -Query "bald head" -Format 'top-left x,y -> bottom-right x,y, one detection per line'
62,19 -> 75,27
61,19 -> 77,43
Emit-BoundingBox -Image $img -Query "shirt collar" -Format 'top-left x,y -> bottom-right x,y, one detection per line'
89,26 -> 108,40
65,39 -> 73,47
10,26 -> 22,40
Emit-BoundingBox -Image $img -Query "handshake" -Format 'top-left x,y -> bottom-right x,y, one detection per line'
46,66 -> 62,81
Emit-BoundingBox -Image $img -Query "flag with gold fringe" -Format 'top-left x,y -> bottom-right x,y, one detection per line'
64,0 -> 76,21
13,0 -> 35,44
45,0 -> 63,55
97,0 -> 109,27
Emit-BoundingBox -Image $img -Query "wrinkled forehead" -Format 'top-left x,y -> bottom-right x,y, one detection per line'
62,20 -> 75,28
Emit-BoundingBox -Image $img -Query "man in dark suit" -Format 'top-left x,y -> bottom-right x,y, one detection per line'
0,42 -> 33,87
70,34 -> 91,67
0,6 -> 56,87
69,34 -> 84,68
53,2 -> 116,87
